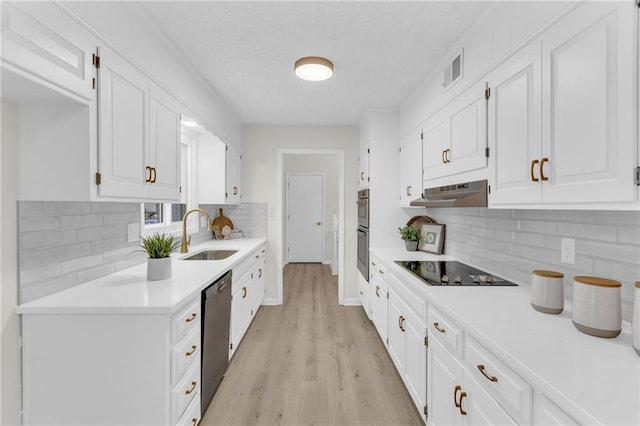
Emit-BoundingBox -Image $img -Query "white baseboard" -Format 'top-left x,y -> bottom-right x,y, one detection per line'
261,298 -> 280,306
341,297 -> 361,306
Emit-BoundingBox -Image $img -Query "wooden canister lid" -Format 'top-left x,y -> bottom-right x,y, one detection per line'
574,276 -> 621,288
636,282 -> 640,289
533,270 -> 564,278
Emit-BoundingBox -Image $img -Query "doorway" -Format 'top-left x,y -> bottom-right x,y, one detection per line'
276,149 -> 345,305
286,173 -> 324,263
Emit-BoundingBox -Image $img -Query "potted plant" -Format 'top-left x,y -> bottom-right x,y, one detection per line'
139,233 -> 180,281
398,225 -> 422,251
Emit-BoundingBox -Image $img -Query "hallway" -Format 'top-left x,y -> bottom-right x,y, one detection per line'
201,263 -> 423,425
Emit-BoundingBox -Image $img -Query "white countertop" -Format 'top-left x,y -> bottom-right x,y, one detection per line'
17,238 -> 266,315
372,248 -> 639,426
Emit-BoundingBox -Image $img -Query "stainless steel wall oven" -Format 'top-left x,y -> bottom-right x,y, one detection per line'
356,189 -> 369,280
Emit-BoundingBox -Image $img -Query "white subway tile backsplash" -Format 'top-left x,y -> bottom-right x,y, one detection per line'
20,274 -> 78,302
436,208 -> 639,322
20,263 -> 61,285
43,202 -> 91,215
60,254 -> 104,274
18,201 -> 43,216
20,216 -> 60,232
91,202 -> 140,213
91,237 -> 129,254
77,226 -> 116,242
19,250 -> 43,269
20,230 -> 77,250
77,263 -> 116,284
61,214 -> 104,229
42,243 -> 92,264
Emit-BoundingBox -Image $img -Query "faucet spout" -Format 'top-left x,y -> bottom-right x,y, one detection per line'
181,208 -> 213,253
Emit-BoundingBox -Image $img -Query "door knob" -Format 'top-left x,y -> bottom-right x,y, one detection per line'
315,221 -> 321,225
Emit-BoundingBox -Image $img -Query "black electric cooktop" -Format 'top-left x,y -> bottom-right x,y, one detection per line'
394,260 -> 517,286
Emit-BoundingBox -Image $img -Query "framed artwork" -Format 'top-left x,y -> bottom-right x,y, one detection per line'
419,223 -> 445,254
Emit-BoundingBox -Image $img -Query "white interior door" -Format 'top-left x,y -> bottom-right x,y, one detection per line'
287,174 -> 324,263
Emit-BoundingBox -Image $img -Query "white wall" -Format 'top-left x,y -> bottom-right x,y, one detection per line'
1,98 -> 23,425
242,125 -> 359,301
59,1 -> 241,147
283,155 -> 340,263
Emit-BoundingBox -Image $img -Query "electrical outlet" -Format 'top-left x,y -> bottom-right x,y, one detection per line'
561,238 -> 575,264
127,222 -> 140,243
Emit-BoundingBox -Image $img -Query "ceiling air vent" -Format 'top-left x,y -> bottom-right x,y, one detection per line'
443,49 -> 463,90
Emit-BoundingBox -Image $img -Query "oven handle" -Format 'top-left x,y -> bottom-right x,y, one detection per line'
356,200 -> 368,205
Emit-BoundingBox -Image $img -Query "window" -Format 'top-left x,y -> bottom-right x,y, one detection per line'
141,141 -> 196,235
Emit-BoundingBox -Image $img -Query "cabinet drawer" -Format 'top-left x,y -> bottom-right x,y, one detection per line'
465,335 -> 532,424
389,273 -> 427,321
370,256 -> 388,282
534,394 -> 579,425
427,306 -> 463,356
176,391 -> 201,426
171,298 -> 201,344
171,326 -> 201,385
171,361 -> 200,425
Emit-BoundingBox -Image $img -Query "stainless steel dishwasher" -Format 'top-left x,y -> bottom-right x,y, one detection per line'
201,270 -> 232,414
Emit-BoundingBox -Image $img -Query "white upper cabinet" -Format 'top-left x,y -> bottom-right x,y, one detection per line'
488,41 -> 543,206
489,1 -> 638,208
196,130 -> 226,204
359,141 -> 370,188
98,45 -> 181,201
540,1 -> 637,205
423,80 -> 488,183
399,128 -> 423,206
1,2 -> 95,100
226,144 -> 242,205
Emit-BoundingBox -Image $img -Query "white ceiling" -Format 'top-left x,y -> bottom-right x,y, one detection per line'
139,1 -> 492,126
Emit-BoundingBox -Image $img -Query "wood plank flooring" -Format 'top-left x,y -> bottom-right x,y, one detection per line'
201,263 -> 423,426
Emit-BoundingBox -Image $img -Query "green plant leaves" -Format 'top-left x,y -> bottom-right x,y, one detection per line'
138,233 -> 180,259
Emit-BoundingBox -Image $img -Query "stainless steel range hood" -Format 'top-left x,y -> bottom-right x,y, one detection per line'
409,179 -> 487,208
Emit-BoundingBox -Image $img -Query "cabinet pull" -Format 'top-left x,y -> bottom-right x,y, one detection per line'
185,345 -> 198,357
406,185 -> 412,196
192,418 -> 199,426
242,287 -> 247,298
433,322 -> 446,333
185,381 -> 197,395
148,167 -> 156,183
233,186 -> 238,195
459,392 -> 467,415
371,261 -> 376,266
399,316 -> 406,332
258,268 -> 262,278
442,150 -> 447,164
375,286 -> 380,297
360,171 -> 365,181
540,157 -> 549,181
530,159 -> 540,182
477,364 -> 498,382
446,149 -> 451,163
454,385 -> 462,408
185,313 -> 197,323
145,166 -> 152,183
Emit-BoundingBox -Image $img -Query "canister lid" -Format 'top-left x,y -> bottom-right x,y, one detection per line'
574,276 -> 621,288
533,270 -> 564,278
636,281 -> 640,289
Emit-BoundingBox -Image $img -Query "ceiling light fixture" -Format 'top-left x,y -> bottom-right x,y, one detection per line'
294,56 -> 334,81
181,117 -> 199,127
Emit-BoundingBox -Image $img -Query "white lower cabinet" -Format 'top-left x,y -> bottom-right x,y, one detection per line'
230,245 -> 266,358
428,333 -> 517,426
21,296 -> 201,425
358,272 -> 370,319
370,256 -> 389,344
533,394 -> 579,426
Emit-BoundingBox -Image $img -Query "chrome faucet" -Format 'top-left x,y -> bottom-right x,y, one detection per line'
181,208 -> 214,253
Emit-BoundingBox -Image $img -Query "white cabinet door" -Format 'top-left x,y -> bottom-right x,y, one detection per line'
403,308 -> 427,421
230,272 -> 251,358
97,45 -> 148,199
252,258 -> 265,313
226,144 -> 242,204
447,80 -> 489,177
148,83 -> 181,201
428,335 -> 464,426
196,131 -> 226,204
488,41 -> 543,206
358,273 -> 370,319
359,142 -> 370,188
387,289 -> 406,374
423,112 -> 450,182
541,2 -> 637,204
534,394 -> 580,425
370,274 -> 389,345
1,2 -> 95,100
399,129 -> 423,206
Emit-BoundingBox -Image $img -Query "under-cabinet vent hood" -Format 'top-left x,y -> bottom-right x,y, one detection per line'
410,179 -> 487,208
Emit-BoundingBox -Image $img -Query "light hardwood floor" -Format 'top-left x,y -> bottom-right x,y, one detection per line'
201,263 -> 423,426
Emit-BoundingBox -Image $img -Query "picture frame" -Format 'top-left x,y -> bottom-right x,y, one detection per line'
419,223 -> 445,254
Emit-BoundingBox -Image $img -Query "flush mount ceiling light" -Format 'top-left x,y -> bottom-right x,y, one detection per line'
181,117 -> 199,127
294,56 -> 334,81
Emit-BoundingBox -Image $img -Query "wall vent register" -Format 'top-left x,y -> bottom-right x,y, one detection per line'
395,261 -> 517,286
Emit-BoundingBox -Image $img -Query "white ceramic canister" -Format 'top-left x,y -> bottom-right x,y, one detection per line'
572,276 -> 621,338
531,270 -> 564,314
633,282 -> 640,356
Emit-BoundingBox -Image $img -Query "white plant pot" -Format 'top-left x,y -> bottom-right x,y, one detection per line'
147,257 -> 172,281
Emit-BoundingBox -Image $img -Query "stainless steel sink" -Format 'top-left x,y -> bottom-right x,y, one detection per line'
181,250 -> 238,261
